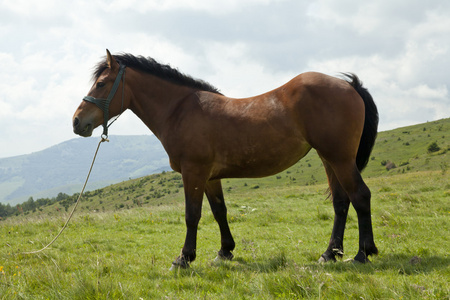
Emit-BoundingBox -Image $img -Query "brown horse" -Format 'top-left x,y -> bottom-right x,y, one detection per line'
73,50 -> 379,268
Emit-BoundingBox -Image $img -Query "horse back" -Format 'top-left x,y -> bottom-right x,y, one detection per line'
163,72 -> 365,179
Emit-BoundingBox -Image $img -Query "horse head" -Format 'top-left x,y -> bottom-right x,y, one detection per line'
72,49 -> 127,137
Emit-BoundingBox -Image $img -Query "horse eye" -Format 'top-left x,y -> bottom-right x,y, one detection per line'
96,82 -> 105,88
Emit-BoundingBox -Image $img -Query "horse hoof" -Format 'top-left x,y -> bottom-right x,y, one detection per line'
353,252 -> 371,263
169,262 -> 190,271
217,250 -> 234,261
353,258 -> 371,264
214,255 -> 233,263
170,256 -> 190,270
318,253 -> 336,263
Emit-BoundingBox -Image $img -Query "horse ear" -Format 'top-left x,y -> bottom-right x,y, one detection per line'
106,49 -> 119,71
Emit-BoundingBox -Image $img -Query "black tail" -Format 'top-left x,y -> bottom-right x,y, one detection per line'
342,73 -> 379,172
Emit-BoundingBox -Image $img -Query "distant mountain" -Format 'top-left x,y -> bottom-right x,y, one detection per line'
0,135 -> 170,205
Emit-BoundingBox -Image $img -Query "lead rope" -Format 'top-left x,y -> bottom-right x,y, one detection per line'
23,65 -> 126,255
22,136 -> 109,255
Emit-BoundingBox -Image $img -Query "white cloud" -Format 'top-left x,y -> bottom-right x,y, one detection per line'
0,0 -> 449,157
100,0 -> 285,14
201,42 -> 294,97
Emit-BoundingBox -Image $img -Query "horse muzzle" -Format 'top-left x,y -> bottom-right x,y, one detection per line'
73,116 -> 94,137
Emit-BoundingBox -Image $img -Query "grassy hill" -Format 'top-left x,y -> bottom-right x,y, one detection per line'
366,118 -> 449,177
0,118 -> 449,299
1,118 -> 448,218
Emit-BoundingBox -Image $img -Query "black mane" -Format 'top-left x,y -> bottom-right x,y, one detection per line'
92,53 -> 222,95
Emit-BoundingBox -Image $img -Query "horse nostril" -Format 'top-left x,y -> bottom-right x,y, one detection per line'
73,117 -> 80,127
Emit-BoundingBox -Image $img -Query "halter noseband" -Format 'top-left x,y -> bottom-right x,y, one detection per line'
83,64 -> 126,138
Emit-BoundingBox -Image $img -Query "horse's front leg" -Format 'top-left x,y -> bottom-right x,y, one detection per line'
171,170 -> 207,269
205,179 -> 235,261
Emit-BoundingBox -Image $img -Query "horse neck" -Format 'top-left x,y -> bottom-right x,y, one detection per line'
126,69 -> 195,138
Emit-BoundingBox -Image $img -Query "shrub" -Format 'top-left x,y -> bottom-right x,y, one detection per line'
385,161 -> 397,171
427,142 -> 441,153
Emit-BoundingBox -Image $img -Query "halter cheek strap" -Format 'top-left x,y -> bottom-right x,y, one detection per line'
83,64 -> 126,137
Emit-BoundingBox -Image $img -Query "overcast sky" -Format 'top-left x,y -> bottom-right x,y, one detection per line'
0,0 -> 449,158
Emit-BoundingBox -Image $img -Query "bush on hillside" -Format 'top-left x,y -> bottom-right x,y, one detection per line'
385,161 -> 397,171
427,142 -> 441,153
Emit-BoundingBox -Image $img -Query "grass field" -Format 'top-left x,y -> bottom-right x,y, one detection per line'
1,118 -> 449,299
1,169 -> 449,299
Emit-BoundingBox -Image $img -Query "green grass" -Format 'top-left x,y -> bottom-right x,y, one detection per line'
1,170 -> 449,299
366,118 -> 450,177
1,118 -> 449,298
4,118 -> 449,219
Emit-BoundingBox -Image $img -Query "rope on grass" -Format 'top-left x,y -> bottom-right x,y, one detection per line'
22,137 -> 109,255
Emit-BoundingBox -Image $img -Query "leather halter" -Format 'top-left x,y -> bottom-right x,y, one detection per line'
82,64 -> 126,137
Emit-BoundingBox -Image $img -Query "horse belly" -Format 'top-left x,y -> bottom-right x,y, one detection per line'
211,137 -> 311,179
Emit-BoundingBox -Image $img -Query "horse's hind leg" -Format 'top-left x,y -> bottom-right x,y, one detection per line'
319,161 -> 351,262
205,179 -> 235,260
321,160 -> 378,263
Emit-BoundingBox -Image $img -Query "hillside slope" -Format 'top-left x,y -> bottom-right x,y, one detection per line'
3,118 -> 448,219
365,118 -> 449,176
